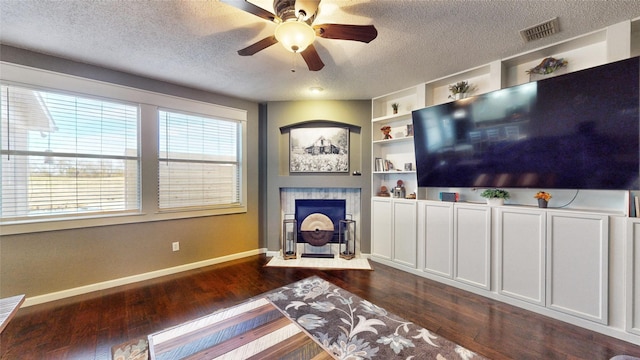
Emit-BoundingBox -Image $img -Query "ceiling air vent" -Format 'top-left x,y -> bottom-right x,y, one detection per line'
520,17 -> 559,42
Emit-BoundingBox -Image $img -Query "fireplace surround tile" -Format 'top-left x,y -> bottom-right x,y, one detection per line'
281,188 -> 361,255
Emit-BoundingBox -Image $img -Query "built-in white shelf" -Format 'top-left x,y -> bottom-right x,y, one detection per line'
373,136 -> 413,145
372,112 -> 412,124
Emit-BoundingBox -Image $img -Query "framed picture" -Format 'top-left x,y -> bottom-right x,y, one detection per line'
290,127 -> 349,173
405,124 -> 414,137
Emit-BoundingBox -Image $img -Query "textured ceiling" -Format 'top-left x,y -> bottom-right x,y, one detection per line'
1,0 -> 640,102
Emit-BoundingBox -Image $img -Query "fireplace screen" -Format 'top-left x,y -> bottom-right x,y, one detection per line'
295,199 -> 346,246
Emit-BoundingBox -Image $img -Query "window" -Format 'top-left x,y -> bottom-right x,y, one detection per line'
1,62 -> 247,234
158,110 -> 241,210
1,84 -> 139,220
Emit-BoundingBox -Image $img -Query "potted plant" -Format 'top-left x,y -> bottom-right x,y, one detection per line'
448,81 -> 474,100
391,103 -> 399,114
480,188 -> 510,206
534,191 -> 552,208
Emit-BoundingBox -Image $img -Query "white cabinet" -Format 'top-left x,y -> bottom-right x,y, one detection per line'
392,199 -> 417,268
417,201 -> 490,287
496,208 -> 546,306
496,208 -> 611,325
627,218 -> 640,335
546,212 -> 609,324
418,200 -> 454,278
372,198 -> 619,337
371,198 -> 417,267
370,87 -> 422,267
371,197 -> 392,260
454,203 -> 491,290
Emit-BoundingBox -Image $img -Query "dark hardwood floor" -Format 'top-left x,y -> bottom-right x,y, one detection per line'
2,255 -> 639,359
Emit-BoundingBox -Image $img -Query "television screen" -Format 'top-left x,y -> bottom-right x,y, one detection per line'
412,57 -> 640,190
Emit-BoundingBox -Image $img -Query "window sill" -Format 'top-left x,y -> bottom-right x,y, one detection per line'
0,205 -> 247,235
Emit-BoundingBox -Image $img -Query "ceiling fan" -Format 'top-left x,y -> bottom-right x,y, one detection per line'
220,0 -> 378,71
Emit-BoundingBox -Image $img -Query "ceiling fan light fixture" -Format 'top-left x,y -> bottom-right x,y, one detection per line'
275,20 -> 316,53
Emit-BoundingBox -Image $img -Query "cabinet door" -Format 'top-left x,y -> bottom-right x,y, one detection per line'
419,201 -> 454,278
393,199 -> 417,268
497,208 -> 546,305
454,204 -> 491,289
546,212 -> 608,324
371,198 -> 392,260
627,219 -> 640,335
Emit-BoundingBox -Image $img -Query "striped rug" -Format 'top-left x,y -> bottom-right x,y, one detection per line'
149,297 -> 332,359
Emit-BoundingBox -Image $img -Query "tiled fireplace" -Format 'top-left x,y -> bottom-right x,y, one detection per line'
280,188 -> 361,257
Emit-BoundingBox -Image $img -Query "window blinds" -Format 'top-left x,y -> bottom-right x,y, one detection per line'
158,110 -> 240,210
1,84 -> 140,219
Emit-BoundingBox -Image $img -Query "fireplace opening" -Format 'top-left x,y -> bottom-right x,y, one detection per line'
295,199 -> 346,250
281,188 -> 360,259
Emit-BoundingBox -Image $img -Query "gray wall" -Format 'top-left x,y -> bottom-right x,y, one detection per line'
0,46 -> 261,298
0,46 -> 374,300
264,100 -> 372,253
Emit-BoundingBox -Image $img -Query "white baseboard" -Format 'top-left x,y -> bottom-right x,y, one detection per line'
23,248 -> 268,307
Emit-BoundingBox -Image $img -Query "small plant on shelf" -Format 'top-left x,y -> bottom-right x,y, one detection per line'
534,191 -> 552,208
534,191 -> 552,201
448,81 -> 475,99
480,188 -> 510,199
391,103 -> 399,114
480,188 -> 510,206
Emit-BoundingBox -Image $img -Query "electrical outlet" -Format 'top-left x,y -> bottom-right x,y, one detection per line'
172,242 -> 180,252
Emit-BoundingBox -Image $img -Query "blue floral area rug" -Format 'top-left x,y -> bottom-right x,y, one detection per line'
266,276 -> 487,359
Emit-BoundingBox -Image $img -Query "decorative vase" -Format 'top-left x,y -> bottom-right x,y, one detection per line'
486,198 -> 504,206
538,199 -> 548,208
453,93 -> 466,100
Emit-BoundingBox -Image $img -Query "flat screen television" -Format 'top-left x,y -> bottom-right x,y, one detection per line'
412,57 -> 640,190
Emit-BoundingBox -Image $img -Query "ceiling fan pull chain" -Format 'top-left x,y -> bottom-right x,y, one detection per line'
291,52 -> 297,73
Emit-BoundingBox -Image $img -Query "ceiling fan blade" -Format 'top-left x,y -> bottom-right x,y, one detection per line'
300,45 -> 324,71
313,24 -> 378,43
237,36 -> 278,56
219,0 -> 278,22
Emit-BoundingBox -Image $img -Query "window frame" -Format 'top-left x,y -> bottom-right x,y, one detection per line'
0,62 -> 247,235
157,108 -> 243,212
1,82 -> 142,221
